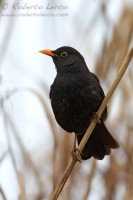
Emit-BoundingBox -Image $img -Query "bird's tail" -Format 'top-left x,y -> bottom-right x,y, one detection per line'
77,123 -> 119,160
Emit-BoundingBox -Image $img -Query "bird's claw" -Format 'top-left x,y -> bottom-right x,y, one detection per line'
93,112 -> 101,124
71,147 -> 82,162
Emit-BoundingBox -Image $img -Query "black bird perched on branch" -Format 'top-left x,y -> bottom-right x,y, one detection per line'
39,46 -> 119,160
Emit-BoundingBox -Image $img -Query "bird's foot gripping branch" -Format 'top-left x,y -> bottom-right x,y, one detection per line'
71,147 -> 82,162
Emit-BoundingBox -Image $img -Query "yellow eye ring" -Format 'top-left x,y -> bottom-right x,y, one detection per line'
61,51 -> 67,57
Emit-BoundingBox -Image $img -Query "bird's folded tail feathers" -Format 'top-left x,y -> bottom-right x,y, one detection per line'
77,123 -> 119,160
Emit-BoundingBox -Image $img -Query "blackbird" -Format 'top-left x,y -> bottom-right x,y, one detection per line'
40,46 -> 119,160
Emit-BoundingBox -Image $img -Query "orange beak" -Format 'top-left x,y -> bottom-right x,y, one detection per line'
39,49 -> 57,57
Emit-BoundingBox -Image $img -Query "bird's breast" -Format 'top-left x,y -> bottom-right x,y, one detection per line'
50,74 -> 101,133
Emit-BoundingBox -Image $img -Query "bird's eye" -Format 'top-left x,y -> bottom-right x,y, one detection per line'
61,51 -> 67,57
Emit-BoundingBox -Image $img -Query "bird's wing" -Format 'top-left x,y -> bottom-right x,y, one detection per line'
88,73 -> 108,120
90,72 -> 100,83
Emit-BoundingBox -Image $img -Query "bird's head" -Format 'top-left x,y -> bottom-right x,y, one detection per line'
39,46 -> 88,73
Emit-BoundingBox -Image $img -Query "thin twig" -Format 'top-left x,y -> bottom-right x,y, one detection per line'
17,171 -> 26,200
0,186 -> 6,200
50,47 -> 133,200
0,151 -> 8,164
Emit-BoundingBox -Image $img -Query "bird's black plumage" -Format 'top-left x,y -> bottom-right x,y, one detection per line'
40,46 -> 119,160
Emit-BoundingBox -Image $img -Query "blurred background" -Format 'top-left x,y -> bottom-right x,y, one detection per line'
0,0 -> 133,199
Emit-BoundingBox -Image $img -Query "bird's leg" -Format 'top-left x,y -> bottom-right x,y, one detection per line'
93,112 -> 101,124
71,133 -> 82,162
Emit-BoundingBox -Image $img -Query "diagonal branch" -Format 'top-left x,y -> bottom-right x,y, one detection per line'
50,47 -> 133,200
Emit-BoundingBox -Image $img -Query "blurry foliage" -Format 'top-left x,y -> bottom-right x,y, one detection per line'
0,1 -> 133,200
